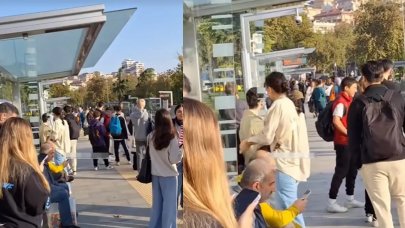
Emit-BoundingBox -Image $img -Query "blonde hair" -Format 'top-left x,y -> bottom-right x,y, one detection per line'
0,117 -> 50,198
183,98 -> 237,228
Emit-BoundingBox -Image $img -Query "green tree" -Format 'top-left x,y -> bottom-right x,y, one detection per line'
263,15 -> 314,52
85,75 -> 108,104
49,84 -> 71,98
113,68 -> 129,102
135,68 -> 156,98
307,23 -> 355,73
69,86 -> 87,106
353,1 -> 404,63
170,61 -> 183,104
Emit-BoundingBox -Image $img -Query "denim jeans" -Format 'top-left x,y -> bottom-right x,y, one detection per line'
273,171 -> 306,228
177,161 -> 183,208
149,175 -> 178,228
50,183 -> 73,226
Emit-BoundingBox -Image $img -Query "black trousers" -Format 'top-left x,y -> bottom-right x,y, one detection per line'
329,144 -> 359,199
365,190 -> 376,216
93,159 -> 109,167
114,140 -> 130,162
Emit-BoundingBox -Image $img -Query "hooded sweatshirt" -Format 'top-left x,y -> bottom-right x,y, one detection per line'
130,107 -> 149,141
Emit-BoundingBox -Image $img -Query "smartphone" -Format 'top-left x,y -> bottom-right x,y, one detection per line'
234,188 -> 260,218
301,189 -> 311,200
41,155 -> 49,164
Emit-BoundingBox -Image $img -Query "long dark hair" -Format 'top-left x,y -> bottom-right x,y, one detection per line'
153,109 -> 176,150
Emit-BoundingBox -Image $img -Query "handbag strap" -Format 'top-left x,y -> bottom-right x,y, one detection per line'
145,134 -> 151,160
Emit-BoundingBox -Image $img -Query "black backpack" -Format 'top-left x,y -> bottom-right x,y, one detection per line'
358,90 -> 404,160
315,101 -> 335,142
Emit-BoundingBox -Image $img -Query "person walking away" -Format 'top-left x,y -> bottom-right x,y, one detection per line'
312,79 -> 327,115
129,99 -> 149,170
110,105 -> 131,166
64,106 -> 81,175
173,104 -> 184,208
87,110 -> 113,170
305,80 -> 316,117
149,109 -> 183,228
348,61 -> 405,228
327,77 -> 364,213
0,117 -> 50,228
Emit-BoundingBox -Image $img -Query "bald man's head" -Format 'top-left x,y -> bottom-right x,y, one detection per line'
240,158 -> 276,202
40,142 -> 55,161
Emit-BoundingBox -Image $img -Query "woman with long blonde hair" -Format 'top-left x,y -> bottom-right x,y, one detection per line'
0,117 -> 50,227
183,98 -> 257,228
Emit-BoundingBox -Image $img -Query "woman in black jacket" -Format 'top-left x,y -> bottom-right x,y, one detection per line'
0,117 -> 50,228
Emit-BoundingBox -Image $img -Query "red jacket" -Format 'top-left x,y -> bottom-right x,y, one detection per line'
332,92 -> 352,145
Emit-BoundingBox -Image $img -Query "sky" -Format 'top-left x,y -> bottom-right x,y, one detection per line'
0,0 -> 182,74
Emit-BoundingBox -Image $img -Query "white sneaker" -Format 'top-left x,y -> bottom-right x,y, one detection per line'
106,165 -> 114,169
327,202 -> 348,213
94,167 -> 98,171
365,214 -> 377,226
365,214 -> 373,223
345,199 -> 365,208
116,162 -> 120,166
128,161 -> 132,165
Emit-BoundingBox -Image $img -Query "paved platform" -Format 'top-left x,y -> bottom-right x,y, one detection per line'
301,113 -> 400,228
71,139 -> 151,228
69,112 -> 400,228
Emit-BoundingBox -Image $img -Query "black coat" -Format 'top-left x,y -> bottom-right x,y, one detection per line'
348,84 -> 405,166
0,164 -> 49,228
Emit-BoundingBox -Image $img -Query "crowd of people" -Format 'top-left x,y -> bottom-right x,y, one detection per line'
182,58 -> 404,228
0,97 -> 184,227
0,58 -> 403,228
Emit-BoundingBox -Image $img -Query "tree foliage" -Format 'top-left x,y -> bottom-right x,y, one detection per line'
353,1 -> 404,62
49,84 -> 71,98
85,75 -> 109,104
263,15 -> 314,52
113,68 -> 129,102
307,23 -> 355,73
